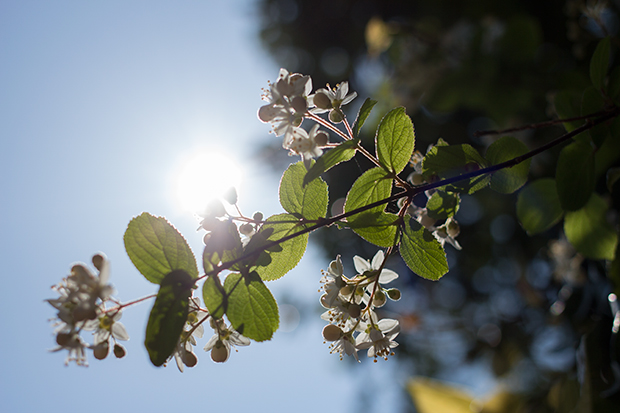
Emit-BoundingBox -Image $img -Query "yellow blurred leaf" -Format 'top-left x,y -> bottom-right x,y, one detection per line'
408,377 -> 474,413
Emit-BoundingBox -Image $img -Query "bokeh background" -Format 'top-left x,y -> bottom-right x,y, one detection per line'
2,1 -> 620,412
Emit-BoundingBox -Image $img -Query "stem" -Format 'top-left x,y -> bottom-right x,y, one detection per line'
473,109 -> 611,137
204,109 -> 618,278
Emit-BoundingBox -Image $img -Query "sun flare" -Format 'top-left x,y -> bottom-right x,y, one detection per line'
175,151 -> 242,213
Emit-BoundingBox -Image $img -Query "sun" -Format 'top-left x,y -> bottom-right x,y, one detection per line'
174,150 -> 243,214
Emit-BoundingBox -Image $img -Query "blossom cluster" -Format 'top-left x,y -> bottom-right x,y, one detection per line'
319,251 -> 402,362
169,297 -> 250,372
258,68 -> 357,167
46,253 -> 129,366
404,151 -> 463,250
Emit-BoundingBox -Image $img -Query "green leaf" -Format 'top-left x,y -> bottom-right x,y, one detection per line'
303,140 -> 358,186
144,269 -> 194,366
224,271 -> 279,342
554,90 -> 583,132
347,212 -> 400,247
376,107 -> 415,174
400,218 -> 448,281
581,86 -> 608,146
203,220 -> 243,272
556,140 -> 595,211
516,178 -> 563,235
345,167 -> 393,214
202,275 -> 226,319
565,194 -> 618,260
485,136 -> 530,194
590,36 -> 610,91
426,191 -> 460,220
280,161 -> 328,220
248,213 -> 309,281
124,213 -> 198,284
422,144 -> 490,194
353,97 -> 378,137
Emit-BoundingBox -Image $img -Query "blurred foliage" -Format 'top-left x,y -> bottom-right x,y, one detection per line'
257,0 -> 620,411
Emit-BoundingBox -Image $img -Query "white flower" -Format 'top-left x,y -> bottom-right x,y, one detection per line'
204,318 -> 250,363
356,317 -> 400,361
353,250 -> 399,285
309,82 -> 357,123
319,255 -> 345,309
51,332 -> 89,366
287,125 -> 329,169
258,68 -> 312,147
434,217 -> 462,250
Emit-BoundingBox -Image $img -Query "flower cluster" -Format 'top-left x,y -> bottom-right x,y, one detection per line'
258,68 -> 357,167
46,253 -> 129,365
165,297 -> 251,371
319,251 -> 401,362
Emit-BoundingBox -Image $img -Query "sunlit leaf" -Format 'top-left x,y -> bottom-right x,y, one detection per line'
426,191 -> 460,220
556,140 -> 595,211
303,140 -> 358,186
516,178 -> 563,235
565,194 -> 618,260
248,213 -> 309,281
144,269 -> 193,367
353,97 -> 378,137
485,136 -> 530,194
124,213 -> 198,284
225,272 -> 279,342
347,211 -> 399,247
202,275 -> 226,319
280,161 -> 328,220
345,167 -> 392,214
400,217 -> 448,281
376,107 -> 415,174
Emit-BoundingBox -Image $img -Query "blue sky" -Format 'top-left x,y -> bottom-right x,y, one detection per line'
0,2 -> 407,412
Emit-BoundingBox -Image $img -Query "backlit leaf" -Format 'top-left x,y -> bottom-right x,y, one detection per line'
144,269 -> 194,366
516,178 -> 563,235
124,213 -> 198,284
225,272 -> 279,342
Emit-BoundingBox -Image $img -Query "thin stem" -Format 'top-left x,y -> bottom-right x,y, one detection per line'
203,108 -> 618,279
473,109 -> 611,137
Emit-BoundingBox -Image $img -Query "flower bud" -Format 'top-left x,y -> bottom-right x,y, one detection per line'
339,284 -> 354,297
409,172 -> 425,185
56,332 -> 72,347
239,223 -> 254,235
113,343 -> 126,358
313,131 -> 329,147
204,199 -> 226,218
386,288 -> 401,301
93,342 -> 109,360
420,213 -> 436,229
183,351 -> 198,368
291,95 -> 308,113
92,253 -> 106,271
329,109 -> 344,123
373,290 -> 387,307
313,91 -> 332,110
252,211 -> 264,222
322,324 -> 343,341
211,340 -> 229,363
446,219 -> 460,238
348,303 -> 361,319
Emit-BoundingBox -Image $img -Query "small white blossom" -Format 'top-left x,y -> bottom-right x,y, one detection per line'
310,82 -> 358,123
356,317 -> 400,361
204,318 -> 250,363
